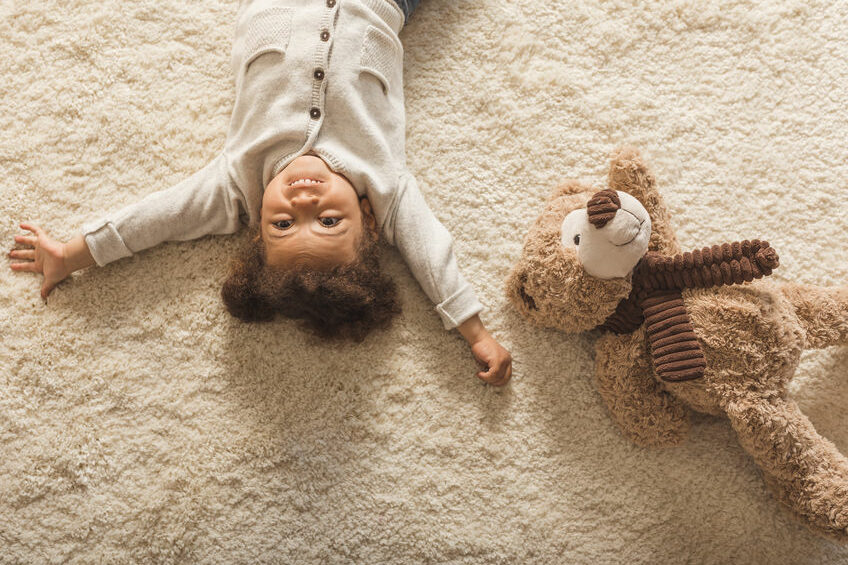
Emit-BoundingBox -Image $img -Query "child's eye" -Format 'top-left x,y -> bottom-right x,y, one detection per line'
274,219 -> 293,230
320,217 -> 341,227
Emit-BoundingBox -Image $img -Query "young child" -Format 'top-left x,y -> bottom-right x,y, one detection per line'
8,0 -> 512,385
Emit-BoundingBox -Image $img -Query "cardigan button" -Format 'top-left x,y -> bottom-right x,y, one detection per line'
327,0 -> 336,6
314,68 -> 325,81
310,107 -> 322,119
320,30 -> 330,41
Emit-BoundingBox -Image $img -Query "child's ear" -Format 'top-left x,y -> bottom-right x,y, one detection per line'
360,197 -> 378,234
254,209 -> 264,242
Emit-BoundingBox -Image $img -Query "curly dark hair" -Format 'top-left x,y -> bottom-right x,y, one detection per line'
221,228 -> 401,341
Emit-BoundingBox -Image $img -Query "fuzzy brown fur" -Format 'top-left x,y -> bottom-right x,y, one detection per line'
507,146 -> 848,540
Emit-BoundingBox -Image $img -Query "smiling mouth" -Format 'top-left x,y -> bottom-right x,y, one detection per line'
288,178 -> 324,188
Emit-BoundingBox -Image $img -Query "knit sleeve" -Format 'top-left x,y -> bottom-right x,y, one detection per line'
382,173 -> 483,329
81,155 -> 244,267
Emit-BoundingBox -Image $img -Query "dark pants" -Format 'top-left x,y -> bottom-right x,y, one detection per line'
393,0 -> 420,23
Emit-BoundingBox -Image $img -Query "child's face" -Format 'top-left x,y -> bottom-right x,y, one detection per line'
260,155 -> 371,269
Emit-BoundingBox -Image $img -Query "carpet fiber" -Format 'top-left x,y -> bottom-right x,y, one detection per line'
2,0 -> 848,563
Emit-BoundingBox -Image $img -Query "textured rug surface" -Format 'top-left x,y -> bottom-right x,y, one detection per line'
2,0 -> 848,563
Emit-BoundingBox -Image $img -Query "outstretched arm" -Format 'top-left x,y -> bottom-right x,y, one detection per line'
594,330 -> 691,447
10,155 -> 242,296
383,173 -> 511,385
608,146 -> 680,255
81,154 -> 242,266
383,172 -> 484,329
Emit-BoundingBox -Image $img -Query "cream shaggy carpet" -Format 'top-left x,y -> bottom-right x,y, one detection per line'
2,0 -> 848,563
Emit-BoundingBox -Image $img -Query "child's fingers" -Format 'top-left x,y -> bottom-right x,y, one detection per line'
498,365 -> 513,386
489,367 -> 510,386
9,249 -> 35,260
19,223 -> 44,237
10,261 -> 39,272
477,364 -> 495,382
487,359 -> 513,386
492,364 -> 512,386
14,235 -> 37,246
478,363 -> 509,386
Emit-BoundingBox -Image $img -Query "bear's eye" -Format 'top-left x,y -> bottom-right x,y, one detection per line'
573,234 -> 581,245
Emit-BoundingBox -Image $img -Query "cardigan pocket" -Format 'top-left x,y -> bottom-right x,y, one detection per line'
360,25 -> 402,95
234,7 -> 292,77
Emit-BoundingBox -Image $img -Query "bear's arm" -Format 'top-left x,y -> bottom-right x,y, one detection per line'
593,330 -> 691,447
608,146 -> 680,256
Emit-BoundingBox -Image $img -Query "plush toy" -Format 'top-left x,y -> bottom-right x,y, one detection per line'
507,146 -> 848,540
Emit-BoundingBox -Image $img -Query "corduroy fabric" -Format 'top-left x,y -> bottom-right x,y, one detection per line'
5,1 -> 848,562
507,146 -> 848,542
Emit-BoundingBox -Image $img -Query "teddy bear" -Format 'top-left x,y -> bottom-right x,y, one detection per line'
507,146 -> 848,540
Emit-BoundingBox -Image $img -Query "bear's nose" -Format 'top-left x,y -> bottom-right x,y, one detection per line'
587,189 -> 643,246
587,189 -> 621,228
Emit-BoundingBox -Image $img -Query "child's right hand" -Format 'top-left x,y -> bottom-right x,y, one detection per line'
457,314 -> 513,386
8,223 -> 92,298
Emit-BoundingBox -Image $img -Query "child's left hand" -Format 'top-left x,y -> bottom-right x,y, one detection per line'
458,315 -> 513,386
8,223 -> 88,299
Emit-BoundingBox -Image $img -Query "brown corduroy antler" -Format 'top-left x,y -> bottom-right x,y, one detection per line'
598,240 -> 780,382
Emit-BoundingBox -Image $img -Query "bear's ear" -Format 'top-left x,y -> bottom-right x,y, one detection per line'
607,146 -> 681,255
549,179 -> 592,199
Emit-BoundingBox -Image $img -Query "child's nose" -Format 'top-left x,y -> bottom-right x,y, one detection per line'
290,193 -> 320,207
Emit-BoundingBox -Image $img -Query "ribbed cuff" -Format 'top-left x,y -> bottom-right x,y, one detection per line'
361,0 -> 404,34
435,284 -> 484,330
82,221 -> 133,267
